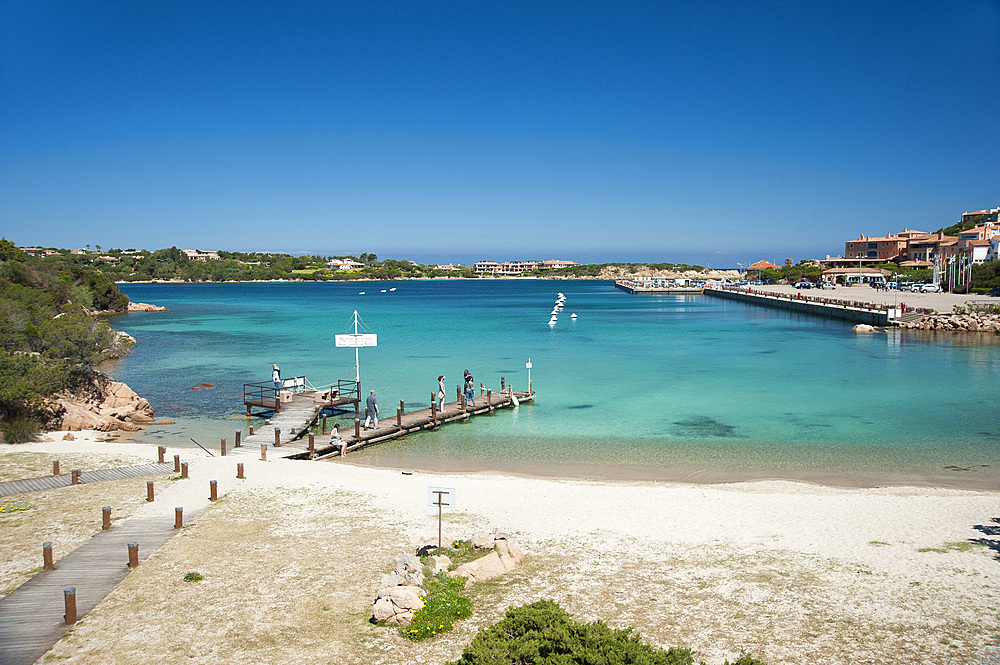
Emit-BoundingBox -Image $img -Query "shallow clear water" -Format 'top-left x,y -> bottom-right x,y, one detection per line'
110,281 -> 1000,485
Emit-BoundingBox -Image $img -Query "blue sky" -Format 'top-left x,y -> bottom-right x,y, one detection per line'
2,1 -> 998,266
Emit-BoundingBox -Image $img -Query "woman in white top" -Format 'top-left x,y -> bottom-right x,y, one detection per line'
437,375 -> 446,410
330,423 -> 346,456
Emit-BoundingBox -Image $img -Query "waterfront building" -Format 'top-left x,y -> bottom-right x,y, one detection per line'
326,258 -> 365,271
473,259 -> 577,276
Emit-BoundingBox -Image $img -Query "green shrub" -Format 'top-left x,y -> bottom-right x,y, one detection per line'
401,574 -> 472,641
447,600 -> 766,665
0,417 -> 40,443
183,572 -> 203,582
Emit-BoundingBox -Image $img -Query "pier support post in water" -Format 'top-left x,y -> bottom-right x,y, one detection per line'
456,385 -> 462,404
127,541 -> 139,568
43,542 -> 54,570
235,430 -> 241,447
354,417 -> 360,438
308,433 -> 315,458
146,481 -> 154,502
102,506 -> 111,530
52,460 -> 60,476
237,462 -> 244,479
487,390 -> 492,408
501,376 -> 505,391
158,446 -> 166,464
71,469 -> 80,485
181,462 -> 189,479
431,401 -> 437,425
174,507 -> 183,529
273,428 -> 281,447
221,438 -> 227,456
529,380 -> 533,395
396,407 -> 402,428
64,587 -> 77,625
173,454 -> 180,472
260,445 -> 267,462
209,480 -> 218,501
399,399 -> 404,415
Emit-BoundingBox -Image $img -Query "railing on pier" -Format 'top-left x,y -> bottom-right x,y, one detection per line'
243,377 -> 361,416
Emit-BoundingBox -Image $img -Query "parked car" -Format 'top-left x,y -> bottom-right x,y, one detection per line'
886,281 -> 899,290
918,283 -> 941,293
819,282 -> 836,290
990,286 -> 1000,297
794,280 -> 813,289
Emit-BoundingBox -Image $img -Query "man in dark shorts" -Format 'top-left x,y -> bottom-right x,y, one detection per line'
364,390 -> 379,429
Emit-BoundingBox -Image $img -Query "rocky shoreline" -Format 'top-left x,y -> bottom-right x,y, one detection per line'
47,373 -> 155,432
897,312 -> 1000,332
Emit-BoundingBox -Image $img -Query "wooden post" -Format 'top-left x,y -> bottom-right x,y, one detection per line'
127,541 -> 139,568
480,383 -> 484,396
260,445 -> 267,462
431,401 -> 437,425
158,446 -> 166,464
235,430 -> 241,447
396,407 -> 402,428
354,417 -> 360,438
174,506 -> 183,529
487,389 -> 492,408
529,380 -> 533,395
456,385 -> 462,403
180,462 -> 189,478
71,469 -> 80,485
274,428 -> 281,447
53,460 -> 60,476
221,438 -> 227,456
237,462 -> 244,479
322,415 -> 327,434
64,587 -> 77,625
102,506 -> 111,530
43,541 -> 54,570
308,433 -> 315,456
146,481 -> 154,502
249,425 -> 255,436
173,454 -> 180,473
501,376 -> 505,391
209,480 -> 218,501
399,399 -> 405,415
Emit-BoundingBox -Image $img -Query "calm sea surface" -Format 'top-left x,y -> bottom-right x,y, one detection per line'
109,281 -> 1000,487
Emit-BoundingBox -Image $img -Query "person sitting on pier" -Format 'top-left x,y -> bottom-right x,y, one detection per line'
364,390 -> 379,429
272,364 -> 281,390
330,422 -> 346,456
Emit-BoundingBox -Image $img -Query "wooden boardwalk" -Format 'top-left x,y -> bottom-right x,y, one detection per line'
231,388 -> 534,461
0,464 -> 175,499
0,507 -> 206,665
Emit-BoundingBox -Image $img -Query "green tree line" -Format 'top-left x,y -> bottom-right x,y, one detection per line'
0,239 -> 131,442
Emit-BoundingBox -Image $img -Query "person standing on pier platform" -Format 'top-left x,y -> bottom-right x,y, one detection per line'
272,364 -> 281,390
464,370 -> 476,407
437,375 -> 446,410
364,390 -> 379,429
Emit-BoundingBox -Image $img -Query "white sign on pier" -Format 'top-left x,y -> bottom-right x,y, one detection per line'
335,333 -> 378,348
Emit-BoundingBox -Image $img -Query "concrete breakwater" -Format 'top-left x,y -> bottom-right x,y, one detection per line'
704,287 -> 891,325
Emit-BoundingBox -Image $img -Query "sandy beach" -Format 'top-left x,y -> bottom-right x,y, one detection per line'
0,431 -> 996,664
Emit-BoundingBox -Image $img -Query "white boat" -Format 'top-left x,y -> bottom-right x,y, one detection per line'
571,312 -> 577,318
380,289 -> 387,293
548,317 -> 557,326
389,287 -> 396,292
359,291 -> 366,295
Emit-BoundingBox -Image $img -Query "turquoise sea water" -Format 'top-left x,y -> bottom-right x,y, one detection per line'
109,281 -> 1000,486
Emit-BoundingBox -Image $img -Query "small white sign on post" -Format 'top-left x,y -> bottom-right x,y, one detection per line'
427,486 -> 456,507
335,333 -> 378,347
428,486 -> 456,549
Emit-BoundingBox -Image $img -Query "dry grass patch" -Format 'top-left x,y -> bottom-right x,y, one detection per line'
0,449 -> 149,482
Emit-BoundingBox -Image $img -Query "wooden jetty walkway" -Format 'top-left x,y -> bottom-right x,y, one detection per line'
0,463 -> 174,499
0,506 -> 207,665
232,382 -> 533,461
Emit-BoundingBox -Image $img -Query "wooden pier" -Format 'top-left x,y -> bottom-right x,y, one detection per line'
234,382 -> 533,461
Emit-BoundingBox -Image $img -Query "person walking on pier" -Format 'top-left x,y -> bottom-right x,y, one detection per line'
463,370 -> 476,408
272,364 -> 281,390
437,375 -> 446,411
364,390 -> 379,429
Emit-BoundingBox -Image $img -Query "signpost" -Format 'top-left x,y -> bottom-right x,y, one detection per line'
335,310 -> 377,390
427,486 -> 456,549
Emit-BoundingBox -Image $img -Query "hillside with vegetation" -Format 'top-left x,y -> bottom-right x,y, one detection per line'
36,247 -> 475,282
0,239 -> 134,442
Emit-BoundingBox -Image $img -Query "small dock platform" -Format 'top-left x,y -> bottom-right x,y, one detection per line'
614,280 -> 703,294
234,381 -> 533,461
